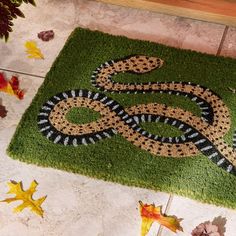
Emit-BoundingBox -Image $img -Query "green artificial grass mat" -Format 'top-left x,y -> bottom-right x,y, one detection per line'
66,107 -> 101,125
7,28 -> 236,209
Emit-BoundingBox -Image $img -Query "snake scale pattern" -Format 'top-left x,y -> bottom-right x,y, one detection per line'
38,55 -> 236,176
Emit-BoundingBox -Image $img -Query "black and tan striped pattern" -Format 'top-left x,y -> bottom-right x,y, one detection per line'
38,55 -> 236,176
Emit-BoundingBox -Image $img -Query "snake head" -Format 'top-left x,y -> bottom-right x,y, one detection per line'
128,55 -> 164,74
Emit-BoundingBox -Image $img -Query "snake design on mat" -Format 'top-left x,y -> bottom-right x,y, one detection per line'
38,55 -> 236,175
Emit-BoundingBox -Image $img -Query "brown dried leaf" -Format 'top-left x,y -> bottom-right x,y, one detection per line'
0,104 -> 7,118
191,222 -> 220,236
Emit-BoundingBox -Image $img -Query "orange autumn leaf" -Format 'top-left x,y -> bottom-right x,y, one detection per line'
0,73 -> 14,95
139,201 -> 183,236
0,73 -> 24,99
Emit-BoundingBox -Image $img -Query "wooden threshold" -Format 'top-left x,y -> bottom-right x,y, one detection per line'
96,0 -> 236,27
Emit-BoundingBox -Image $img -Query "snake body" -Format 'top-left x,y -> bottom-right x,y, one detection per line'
38,55 -> 236,175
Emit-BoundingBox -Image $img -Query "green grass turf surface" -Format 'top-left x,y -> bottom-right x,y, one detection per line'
8,28 -> 236,208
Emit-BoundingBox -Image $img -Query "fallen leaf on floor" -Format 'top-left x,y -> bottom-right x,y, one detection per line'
0,72 -> 14,96
139,201 -> 183,236
25,40 -> 44,59
38,30 -> 54,41
191,222 -> 220,236
1,180 -> 46,217
0,104 -> 7,118
9,75 -> 24,99
0,72 -> 24,99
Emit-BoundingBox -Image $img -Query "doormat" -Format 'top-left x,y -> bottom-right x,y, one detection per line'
8,28 -> 236,209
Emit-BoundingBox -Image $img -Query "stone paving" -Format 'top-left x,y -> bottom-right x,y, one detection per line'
0,1 -> 236,235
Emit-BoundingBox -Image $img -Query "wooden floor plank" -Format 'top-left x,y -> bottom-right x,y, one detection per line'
149,0 -> 236,17
97,0 -> 236,26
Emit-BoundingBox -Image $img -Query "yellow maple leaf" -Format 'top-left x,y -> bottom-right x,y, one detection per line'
25,41 -> 44,59
1,180 -> 46,217
139,201 -> 183,236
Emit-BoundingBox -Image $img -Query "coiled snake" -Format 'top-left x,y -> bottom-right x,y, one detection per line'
38,55 -> 236,176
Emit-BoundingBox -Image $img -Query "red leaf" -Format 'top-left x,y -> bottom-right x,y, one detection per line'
9,76 -> 19,90
0,73 -> 8,89
0,73 -> 24,99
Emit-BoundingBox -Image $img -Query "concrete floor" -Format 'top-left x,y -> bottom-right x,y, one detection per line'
0,0 -> 236,235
